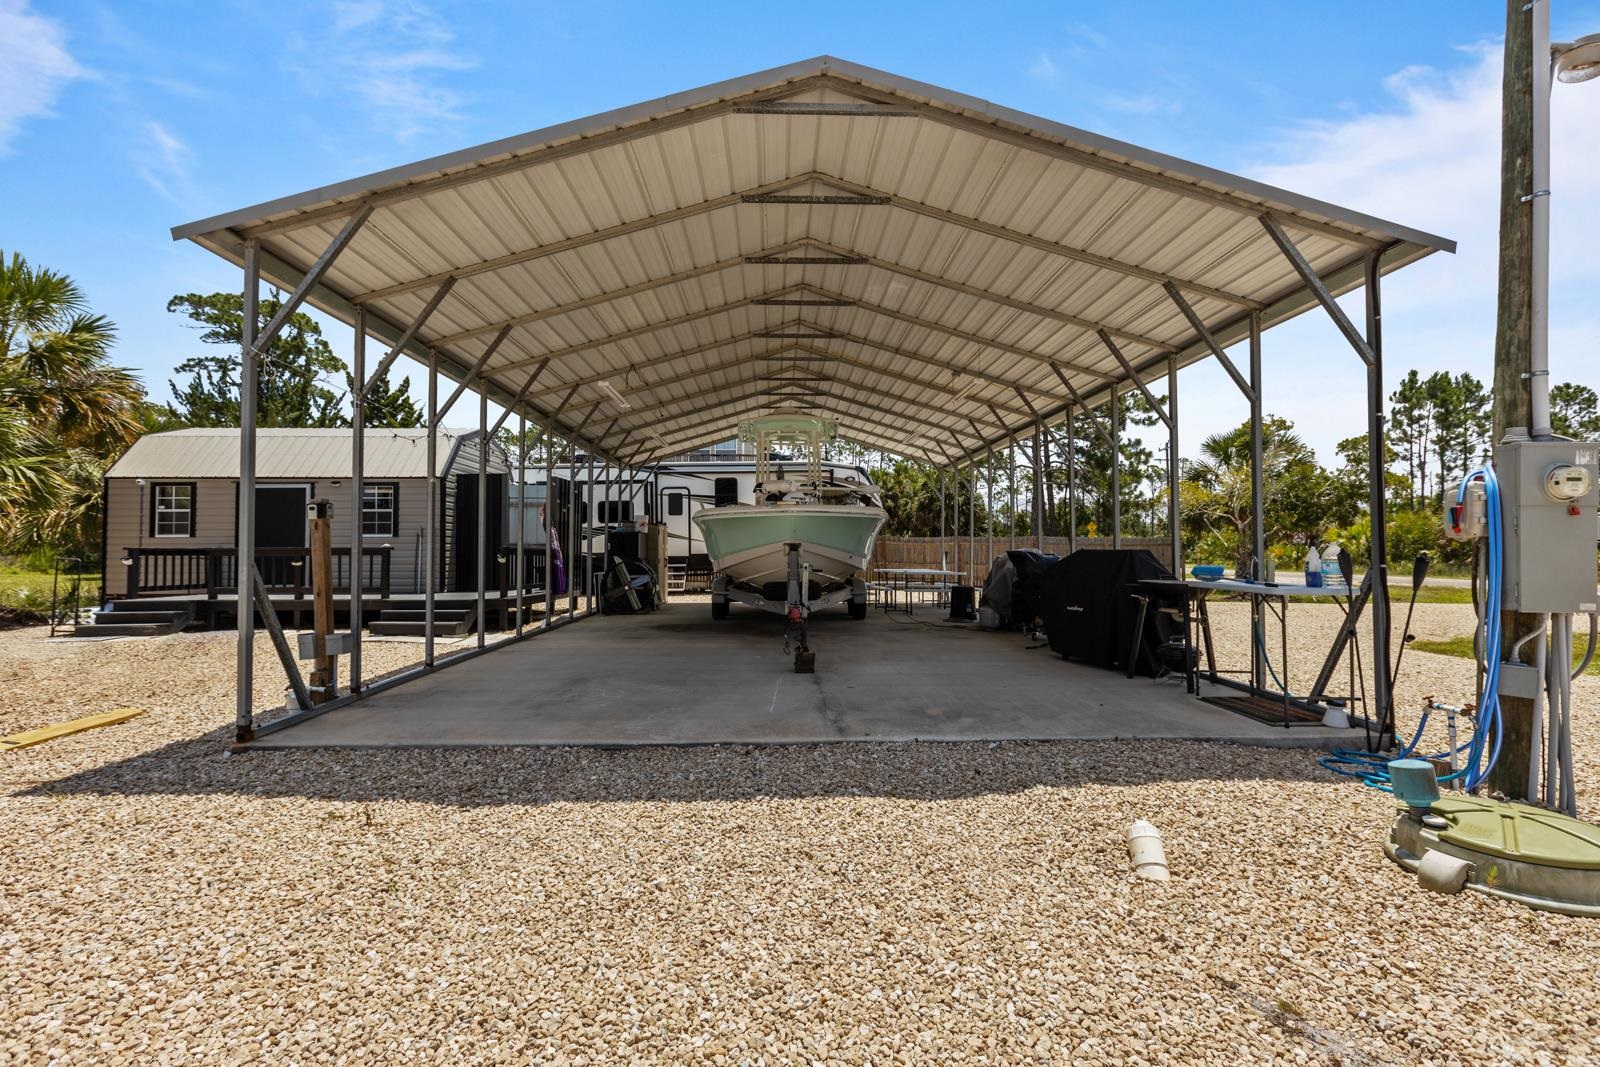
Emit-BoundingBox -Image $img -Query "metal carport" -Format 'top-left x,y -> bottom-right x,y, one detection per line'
171,56 -> 1454,744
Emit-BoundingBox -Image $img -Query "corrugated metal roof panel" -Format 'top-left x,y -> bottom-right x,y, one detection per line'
106,429 -> 502,480
174,57 -> 1451,464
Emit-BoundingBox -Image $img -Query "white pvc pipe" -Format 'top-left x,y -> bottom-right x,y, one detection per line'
1126,820 -> 1169,881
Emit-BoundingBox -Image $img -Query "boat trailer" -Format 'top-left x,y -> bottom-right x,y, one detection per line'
709,542 -> 868,672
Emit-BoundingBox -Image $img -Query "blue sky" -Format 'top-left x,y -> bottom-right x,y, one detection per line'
4,1 -> 1599,463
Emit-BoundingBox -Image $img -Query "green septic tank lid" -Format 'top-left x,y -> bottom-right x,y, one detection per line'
1428,797 -> 1600,871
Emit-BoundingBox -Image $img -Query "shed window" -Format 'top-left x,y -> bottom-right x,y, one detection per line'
152,483 -> 194,537
361,484 -> 397,537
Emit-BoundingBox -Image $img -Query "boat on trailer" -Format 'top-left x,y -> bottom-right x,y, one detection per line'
692,416 -> 887,668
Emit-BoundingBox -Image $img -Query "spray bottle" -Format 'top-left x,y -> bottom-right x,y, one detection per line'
1304,544 -> 1323,588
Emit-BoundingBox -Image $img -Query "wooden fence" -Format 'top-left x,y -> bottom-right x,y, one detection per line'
866,536 -> 1173,584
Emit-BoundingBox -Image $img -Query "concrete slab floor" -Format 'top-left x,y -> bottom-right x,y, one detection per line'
249,602 -> 1361,749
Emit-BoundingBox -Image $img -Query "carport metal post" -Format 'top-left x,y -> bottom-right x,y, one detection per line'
1068,409 -> 1077,554
476,387 -> 487,648
1110,386 -> 1122,549
1167,356 -> 1182,574
567,437 -> 581,618
544,426 -> 555,629
1363,254 -> 1392,745
938,467 -> 947,570
985,446 -> 994,567
586,446 -> 596,611
1260,218 -> 1392,742
515,414 -> 526,637
235,239 -> 259,743
1007,439 -> 1016,552
1249,313 -> 1267,689
1032,426 -> 1044,550
425,351 -> 437,668
1101,330 -> 1175,564
349,307 -> 365,694
967,458 -> 975,583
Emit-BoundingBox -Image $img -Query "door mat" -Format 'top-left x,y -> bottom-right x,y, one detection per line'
1200,693 -> 1326,726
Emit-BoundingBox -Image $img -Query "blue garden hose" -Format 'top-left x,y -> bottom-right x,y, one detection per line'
1319,466 -> 1504,792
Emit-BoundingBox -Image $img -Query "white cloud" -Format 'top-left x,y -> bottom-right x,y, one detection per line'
289,0 -> 476,143
1027,53 -> 1060,83
131,120 -> 193,204
1098,91 -> 1181,116
0,0 -> 82,153
1158,42 -> 1600,465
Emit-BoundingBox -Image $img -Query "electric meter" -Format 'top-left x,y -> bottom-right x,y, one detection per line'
1543,464 -> 1593,502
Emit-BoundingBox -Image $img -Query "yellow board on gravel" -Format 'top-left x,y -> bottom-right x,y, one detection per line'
0,707 -> 145,751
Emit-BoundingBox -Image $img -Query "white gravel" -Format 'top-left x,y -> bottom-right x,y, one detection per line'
3,608 -> 1599,1065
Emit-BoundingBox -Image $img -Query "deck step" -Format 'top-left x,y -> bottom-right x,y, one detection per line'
73,621 -> 176,638
73,605 -> 193,638
373,609 -> 472,623
368,620 -> 472,637
91,610 -> 191,625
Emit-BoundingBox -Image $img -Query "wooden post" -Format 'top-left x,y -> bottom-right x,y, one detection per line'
1488,0 -> 1540,796
308,499 -> 335,703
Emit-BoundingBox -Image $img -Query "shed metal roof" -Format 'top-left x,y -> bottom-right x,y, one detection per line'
173,56 -> 1452,466
107,428 -> 501,480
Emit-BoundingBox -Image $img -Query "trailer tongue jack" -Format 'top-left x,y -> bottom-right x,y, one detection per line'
783,544 -> 816,673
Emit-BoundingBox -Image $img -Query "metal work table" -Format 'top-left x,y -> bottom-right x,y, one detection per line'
1129,576 -> 1358,727
875,567 -> 963,616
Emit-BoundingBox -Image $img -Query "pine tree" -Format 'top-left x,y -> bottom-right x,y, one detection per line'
166,291 -> 347,428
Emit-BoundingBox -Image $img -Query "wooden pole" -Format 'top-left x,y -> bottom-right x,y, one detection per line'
1489,0 -> 1540,797
308,500 -> 335,703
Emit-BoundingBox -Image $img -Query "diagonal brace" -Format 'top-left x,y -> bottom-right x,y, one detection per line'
485,360 -> 551,438
361,277 -> 457,398
1162,282 -> 1255,401
253,206 -> 372,356
1097,330 -> 1171,430
434,325 -> 513,423
1258,216 -> 1376,367
1051,366 -> 1117,449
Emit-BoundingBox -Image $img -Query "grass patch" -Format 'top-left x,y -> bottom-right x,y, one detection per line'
0,565 -> 101,620
1404,584 -> 1474,605
1410,633 -> 1600,676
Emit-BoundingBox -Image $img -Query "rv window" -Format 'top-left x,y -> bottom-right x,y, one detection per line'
152,483 -> 194,537
599,501 -> 633,523
714,477 -> 740,507
667,493 -> 684,516
361,483 -> 398,537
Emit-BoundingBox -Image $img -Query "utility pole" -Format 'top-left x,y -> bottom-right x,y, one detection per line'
1489,0 -> 1539,797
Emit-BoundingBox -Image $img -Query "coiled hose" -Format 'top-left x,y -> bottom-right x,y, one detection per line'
1320,466 -> 1504,791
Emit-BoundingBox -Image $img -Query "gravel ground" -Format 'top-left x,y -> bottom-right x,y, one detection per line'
3,606 -> 1599,1065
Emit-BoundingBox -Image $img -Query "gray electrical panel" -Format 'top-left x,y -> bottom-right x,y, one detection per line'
1497,439 -> 1600,613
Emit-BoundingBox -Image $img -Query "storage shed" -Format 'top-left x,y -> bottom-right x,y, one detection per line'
103,428 -> 509,601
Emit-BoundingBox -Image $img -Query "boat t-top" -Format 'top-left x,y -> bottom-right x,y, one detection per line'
692,416 -> 888,668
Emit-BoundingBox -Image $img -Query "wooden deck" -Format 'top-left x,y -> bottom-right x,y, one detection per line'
110,588 -> 563,632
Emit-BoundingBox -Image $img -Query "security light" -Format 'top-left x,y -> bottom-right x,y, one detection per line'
1554,33 -> 1600,84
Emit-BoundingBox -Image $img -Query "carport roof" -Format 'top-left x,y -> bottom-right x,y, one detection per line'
173,56 -> 1453,466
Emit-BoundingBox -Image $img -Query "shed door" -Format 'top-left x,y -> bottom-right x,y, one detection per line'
254,485 -> 310,589
452,474 -> 506,592
255,486 -> 309,547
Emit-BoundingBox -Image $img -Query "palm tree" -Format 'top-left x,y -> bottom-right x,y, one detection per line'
1179,417 -> 1332,576
0,251 -> 141,555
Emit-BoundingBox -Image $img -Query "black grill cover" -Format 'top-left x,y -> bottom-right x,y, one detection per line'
1006,549 -> 1060,628
1041,549 -> 1175,674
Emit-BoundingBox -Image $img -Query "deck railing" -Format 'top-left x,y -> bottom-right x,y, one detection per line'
495,545 -> 549,598
121,546 -> 392,599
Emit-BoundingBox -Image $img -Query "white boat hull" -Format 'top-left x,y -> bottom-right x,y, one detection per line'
691,504 -> 887,590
